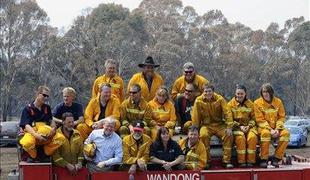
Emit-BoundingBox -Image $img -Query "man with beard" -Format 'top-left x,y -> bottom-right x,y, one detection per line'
127,56 -> 163,102
122,120 -> 152,175
91,59 -> 124,102
171,62 -> 209,101
84,117 -> 123,173
52,112 -> 84,175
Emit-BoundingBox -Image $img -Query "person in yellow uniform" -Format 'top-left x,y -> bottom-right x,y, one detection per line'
122,120 -> 152,175
179,126 -> 206,170
19,86 -> 65,162
91,59 -> 124,102
119,84 -> 155,137
127,56 -> 164,102
148,86 -> 177,140
228,84 -> 258,167
192,84 -> 234,168
76,83 -> 121,140
53,112 -> 84,175
171,62 -> 209,101
254,83 -> 290,168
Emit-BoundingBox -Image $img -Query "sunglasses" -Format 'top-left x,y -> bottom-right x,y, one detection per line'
184,70 -> 193,74
185,89 -> 193,93
41,93 -> 49,98
130,91 -> 139,94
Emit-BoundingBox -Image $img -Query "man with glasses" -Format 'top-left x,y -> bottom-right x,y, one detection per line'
119,84 -> 154,137
171,62 -> 209,101
19,86 -> 65,162
192,84 -> 234,168
127,56 -> 164,102
174,83 -> 197,134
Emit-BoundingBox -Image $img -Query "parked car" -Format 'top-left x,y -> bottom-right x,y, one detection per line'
0,121 -> 19,146
287,126 -> 307,147
285,120 -> 307,132
299,119 -> 310,132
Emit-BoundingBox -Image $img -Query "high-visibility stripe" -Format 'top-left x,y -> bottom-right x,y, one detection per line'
233,131 -> 244,136
247,149 -> 256,154
279,137 -> 290,141
236,150 -> 246,154
126,108 -> 145,114
153,109 -> 169,114
231,107 -> 252,113
261,137 -> 270,142
54,158 -> 64,163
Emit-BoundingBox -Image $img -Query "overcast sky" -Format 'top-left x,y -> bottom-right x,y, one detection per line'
37,0 -> 309,31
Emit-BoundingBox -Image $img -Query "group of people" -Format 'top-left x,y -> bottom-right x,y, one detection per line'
18,56 -> 290,175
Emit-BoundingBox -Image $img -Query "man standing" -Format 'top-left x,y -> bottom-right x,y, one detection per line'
171,62 -> 209,101
92,59 -> 124,102
127,56 -> 163,102
53,87 -> 84,127
77,83 -> 120,140
192,84 -> 234,168
53,112 -> 84,175
84,117 -> 123,173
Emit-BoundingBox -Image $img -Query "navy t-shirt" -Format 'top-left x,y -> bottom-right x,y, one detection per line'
20,103 -> 52,129
52,102 -> 83,121
174,95 -> 193,127
150,139 -> 183,162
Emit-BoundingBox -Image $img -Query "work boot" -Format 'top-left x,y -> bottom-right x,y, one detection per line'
271,158 -> 280,168
259,160 -> 268,168
239,163 -> 247,168
247,163 -> 254,168
223,163 -> 234,169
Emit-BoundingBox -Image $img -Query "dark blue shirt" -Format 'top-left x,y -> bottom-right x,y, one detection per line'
52,102 -> 83,121
150,139 -> 183,162
20,103 -> 52,129
174,95 -> 193,127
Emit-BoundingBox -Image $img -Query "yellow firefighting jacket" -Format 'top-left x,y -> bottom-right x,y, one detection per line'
122,134 -> 152,164
148,99 -> 176,129
120,97 -> 155,127
171,74 -> 209,100
91,74 -> 124,102
52,128 -> 84,167
179,138 -> 207,170
228,98 -> 256,129
192,93 -> 233,128
84,95 -> 120,127
127,72 -> 164,102
254,96 -> 286,130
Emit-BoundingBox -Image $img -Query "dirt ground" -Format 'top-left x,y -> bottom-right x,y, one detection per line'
1,135 -> 310,179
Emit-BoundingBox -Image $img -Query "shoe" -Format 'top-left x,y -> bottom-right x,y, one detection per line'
247,163 -> 254,168
271,158 -> 280,168
259,160 -> 268,168
223,163 -> 234,169
239,163 -> 247,168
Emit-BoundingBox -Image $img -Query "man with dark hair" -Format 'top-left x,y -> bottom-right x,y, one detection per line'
52,112 -> 84,175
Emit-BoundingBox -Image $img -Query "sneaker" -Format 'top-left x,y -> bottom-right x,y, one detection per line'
259,160 -> 268,168
223,163 -> 234,169
239,163 -> 247,168
271,158 -> 280,168
247,163 -> 254,168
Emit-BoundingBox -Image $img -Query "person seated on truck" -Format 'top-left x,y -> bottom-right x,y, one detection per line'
91,59 -> 125,102
121,120 -> 152,175
179,125 -> 207,170
148,127 -> 185,171
254,83 -> 290,168
52,87 -> 84,128
19,86 -> 65,162
119,84 -> 154,138
174,83 -> 197,134
77,83 -> 121,140
228,84 -> 258,168
127,56 -> 164,102
148,86 -> 177,140
171,62 -> 209,101
84,117 -> 123,173
191,83 -> 234,169
52,112 -> 84,175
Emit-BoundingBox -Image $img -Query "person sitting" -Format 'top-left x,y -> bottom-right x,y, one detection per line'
148,127 -> 184,171
19,86 -> 65,162
52,87 -> 84,128
171,62 -> 209,101
52,112 -> 84,175
91,59 -> 124,102
77,83 -> 121,140
119,84 -> 154,138
122,120 -> 152,175
84,117 -> 123,173
148,86 -> 176,140
174,83 -> 197,134
127,56 -> 163,102
179,125 -> 207,170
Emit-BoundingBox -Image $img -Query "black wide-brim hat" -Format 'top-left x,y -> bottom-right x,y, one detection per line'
138,56 -> 160,68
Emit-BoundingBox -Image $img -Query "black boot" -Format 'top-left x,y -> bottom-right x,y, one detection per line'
259,160 -> 268,168
272,158 -> 280,168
